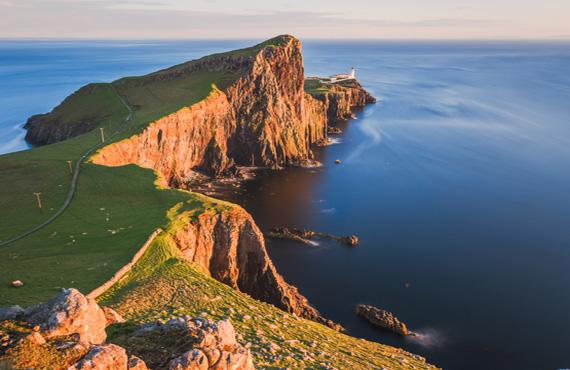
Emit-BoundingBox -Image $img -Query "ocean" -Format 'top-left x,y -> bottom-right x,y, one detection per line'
1,39 -> 570,369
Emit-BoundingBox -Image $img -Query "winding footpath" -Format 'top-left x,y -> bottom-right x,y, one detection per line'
0,86 -> 133,247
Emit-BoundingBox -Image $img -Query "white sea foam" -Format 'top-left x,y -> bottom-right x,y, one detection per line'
407,328 -> 446,349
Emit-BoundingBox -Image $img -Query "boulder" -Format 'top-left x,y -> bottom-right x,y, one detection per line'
356,304 -> 409,335
68,343 -> 128,370
341,235 -> 359,246
24,288 -> 107,344
10,280 -> 24,288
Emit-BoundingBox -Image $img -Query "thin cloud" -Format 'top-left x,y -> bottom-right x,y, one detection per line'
0,1 -> 553,39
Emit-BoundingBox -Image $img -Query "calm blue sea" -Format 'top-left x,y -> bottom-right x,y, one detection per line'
1,39 -> 570,369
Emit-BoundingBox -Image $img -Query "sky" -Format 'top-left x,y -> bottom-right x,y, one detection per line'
0,0 -> 569,40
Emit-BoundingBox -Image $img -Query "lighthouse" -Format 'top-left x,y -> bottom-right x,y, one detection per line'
350,67 -> 356,79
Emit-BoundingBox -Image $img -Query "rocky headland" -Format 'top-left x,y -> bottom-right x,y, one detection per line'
83,35 -> 373,327
2,35 -> 438,369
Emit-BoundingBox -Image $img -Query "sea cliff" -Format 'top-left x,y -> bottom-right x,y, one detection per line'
23,35 -> 375,329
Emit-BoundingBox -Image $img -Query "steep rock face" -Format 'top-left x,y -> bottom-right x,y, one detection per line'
91,91 -> 236,186
91,36 -> 328,183
25,112 -> 93,146
310,80 -> 376,123
168,205 -> 334,328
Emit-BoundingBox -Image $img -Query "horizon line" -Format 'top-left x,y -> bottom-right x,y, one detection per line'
1,36 -> 569,42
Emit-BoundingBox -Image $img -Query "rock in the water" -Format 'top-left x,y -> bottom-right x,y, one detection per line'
0,305 -> 24,321
11,280 -> 24,287
24,288 -> 107,344
327,126 -> 342,134
335,159 -> 341,164
356,304 -> 409,335
102,306 -> 125,325
68,343 -> 129,370
341,235 -> 359,246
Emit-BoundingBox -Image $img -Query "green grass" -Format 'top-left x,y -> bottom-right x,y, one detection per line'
0,86 -> 128,239
304,79 -> 334,95
0,165 -> 191,306
98,235 -> 435,370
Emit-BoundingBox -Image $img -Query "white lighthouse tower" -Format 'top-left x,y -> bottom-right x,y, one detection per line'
350,67 -> 356,79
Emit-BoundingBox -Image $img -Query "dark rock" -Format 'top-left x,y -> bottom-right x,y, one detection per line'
0,305 -> 24,321
341,235 -> 359,246
356,304 -> 409,335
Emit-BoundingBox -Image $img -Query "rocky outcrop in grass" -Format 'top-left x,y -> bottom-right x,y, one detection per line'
0,289 -> 254,370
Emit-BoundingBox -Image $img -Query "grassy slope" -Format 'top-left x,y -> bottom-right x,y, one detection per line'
304,79 -> 334,95
99,216 -> 434,370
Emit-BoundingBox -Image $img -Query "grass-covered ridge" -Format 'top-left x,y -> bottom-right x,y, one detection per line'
99,233 -> 435,370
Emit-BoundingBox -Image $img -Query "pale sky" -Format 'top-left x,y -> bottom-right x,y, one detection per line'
0,0 -> 569,39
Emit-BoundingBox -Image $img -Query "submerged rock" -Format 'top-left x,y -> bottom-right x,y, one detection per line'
356,304 -> 410,336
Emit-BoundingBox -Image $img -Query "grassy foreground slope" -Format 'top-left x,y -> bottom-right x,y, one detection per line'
98,206 -> 434,370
